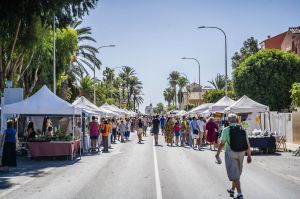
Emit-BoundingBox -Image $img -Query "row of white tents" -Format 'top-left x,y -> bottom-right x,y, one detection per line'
182,95 -> 269,116
1,85 -> 137,119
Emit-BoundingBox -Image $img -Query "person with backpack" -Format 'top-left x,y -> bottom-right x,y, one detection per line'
215,114 -> 252,199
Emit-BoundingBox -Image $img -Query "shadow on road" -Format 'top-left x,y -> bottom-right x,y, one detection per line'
0,156 -> 80,189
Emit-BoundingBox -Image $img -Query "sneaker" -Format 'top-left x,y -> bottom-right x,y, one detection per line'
235,194 -> 243,199
227,189 -> 234,197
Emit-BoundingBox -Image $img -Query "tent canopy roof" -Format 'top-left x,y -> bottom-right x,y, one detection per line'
189,103 -> 214,114
72,96 -> 117,117
209,96 -> 236,113
225,95 -> 269,113
2,85 -> 81,115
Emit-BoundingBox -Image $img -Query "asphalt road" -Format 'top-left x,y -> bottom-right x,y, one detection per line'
1,131 -> 300,199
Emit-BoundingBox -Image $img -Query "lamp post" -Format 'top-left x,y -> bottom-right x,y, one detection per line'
181,57 -> 201,105
94,45 -> 115,104
198,26 -> 228,96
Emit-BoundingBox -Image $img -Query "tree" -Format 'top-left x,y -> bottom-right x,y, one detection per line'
168,71 -> 180,106
177,76 -> 189,107
290,83 -> 300,109
207,73 -> 226,90
155,103 -> 164,114
231,37 -> 259,69
203,89 -> 236,103
70,21 -> 102,78
78,75 -> 93,100
119,66 -> 136,107
0,0 -> 98,92
233,49 -> 300,111
163,87 -> 175,106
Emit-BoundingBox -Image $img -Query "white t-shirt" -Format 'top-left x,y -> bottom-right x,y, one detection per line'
197,120 -> 205,132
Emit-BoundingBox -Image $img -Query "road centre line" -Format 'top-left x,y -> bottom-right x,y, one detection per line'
153,139 -> 163,199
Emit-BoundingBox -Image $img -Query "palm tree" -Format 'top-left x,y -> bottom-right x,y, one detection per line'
132,85 -> 144,111
78,75 -> 93,100
177,76 -> 189,108
103,67 -> 115,84
208,73 -> 226,90
163,87 -> 175,107
168,71 -> 180,106
119,66 -> 136,108
70,21 -> 102,78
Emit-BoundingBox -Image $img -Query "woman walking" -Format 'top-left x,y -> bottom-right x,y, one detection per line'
173,122 -> 180,146
137,119 -> 143,144
165,117 -> 174,146
1,120 -> 18,171
206,117 -> 218,150
180,116 -> 189,147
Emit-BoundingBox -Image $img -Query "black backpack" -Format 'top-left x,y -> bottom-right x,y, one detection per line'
229,126 -> 248,152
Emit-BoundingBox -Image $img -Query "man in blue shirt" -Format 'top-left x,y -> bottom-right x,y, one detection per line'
160,115 -> 166,135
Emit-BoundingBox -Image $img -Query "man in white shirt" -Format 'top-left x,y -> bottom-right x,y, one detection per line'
197,116 -> 205,149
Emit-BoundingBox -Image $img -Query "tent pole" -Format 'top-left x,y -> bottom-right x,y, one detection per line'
269,111 -> 271,132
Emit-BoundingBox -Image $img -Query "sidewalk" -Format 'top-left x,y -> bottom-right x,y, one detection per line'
286,142 -> 300,151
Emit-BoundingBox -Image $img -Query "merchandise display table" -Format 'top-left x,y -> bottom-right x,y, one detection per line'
27,140 -> 80,159
249,136 -> 276,154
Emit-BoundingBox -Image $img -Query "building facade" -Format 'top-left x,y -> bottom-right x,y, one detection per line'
181,83 -> 214,109
260,26 -> 300,56
145,103 -> 153,115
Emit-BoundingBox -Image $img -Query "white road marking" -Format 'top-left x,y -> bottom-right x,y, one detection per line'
153,140 -> 163,199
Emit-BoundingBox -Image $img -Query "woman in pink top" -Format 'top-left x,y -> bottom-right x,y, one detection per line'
206,117 -> 218,150
89,116 -> 99,152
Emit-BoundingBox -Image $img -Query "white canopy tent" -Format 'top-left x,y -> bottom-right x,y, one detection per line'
100,103 -> 125,117
72,96 -> 117,117
225,95 -> 269,113
2,85 -> 81,116
176,110 -> 187,117
209,96 -> 236,113
188,103 -> 214,114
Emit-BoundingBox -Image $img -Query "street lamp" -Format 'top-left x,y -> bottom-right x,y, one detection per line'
181,57 -> 201,105
94,45 -> 116,104
198,26 -> 228,96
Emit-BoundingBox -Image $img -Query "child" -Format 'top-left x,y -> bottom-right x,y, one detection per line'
173,122 -> 180,146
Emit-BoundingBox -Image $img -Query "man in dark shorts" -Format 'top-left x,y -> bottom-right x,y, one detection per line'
152,115 -> 160,145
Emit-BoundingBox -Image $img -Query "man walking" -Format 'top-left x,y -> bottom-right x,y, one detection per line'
160,115 -> 166,136
152,115 -> 160,145
101,120 -> 110,153
215,114 -> 252,199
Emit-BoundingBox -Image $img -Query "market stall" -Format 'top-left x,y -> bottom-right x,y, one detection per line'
209,96 -> 236,113
187,103 -> 213,115
100,103 -> 126,117
225,95 -> 275,153
2,85 -> 82,159
72,96 -> 119,153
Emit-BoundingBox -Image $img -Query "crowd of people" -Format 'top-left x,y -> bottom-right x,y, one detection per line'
1,113 -> 251,199
86,114 -> 230,152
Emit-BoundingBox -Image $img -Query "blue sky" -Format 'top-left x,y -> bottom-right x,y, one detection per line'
82,0 -> 300,112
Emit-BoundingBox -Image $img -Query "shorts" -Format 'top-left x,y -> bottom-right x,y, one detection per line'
198,131 -> 204,139
152,128 -> 159,135
161,125 -> 165,130
225,148 -> 245,181
175,131 -> 180,137
137,128 -> 143,135
192,134 -> 199,139
90,135 -> 99,140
